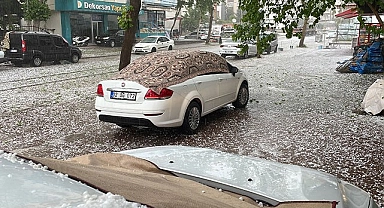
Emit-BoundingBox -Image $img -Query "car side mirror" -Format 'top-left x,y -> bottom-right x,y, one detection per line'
228,64 -> 239,76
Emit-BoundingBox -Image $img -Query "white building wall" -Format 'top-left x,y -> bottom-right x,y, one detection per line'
45,11 -> 62,35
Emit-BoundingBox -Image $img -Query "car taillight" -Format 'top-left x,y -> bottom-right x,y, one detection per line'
97,84 -> 104,97
145,88 -> 173,99
21,40 -> 26,52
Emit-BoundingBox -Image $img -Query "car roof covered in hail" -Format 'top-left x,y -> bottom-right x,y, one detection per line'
114,50 -> 230,94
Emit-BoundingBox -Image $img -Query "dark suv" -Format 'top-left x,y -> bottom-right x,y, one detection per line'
3,31 -> 82,67
95,29 -> 125,47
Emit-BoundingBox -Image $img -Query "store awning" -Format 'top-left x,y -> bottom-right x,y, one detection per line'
335,8 -> 358,19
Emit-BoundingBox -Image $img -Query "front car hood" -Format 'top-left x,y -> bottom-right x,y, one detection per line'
134,42 -> 154,47
119,146 -> 378,208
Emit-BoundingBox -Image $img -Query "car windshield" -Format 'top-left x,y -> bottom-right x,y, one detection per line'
102,29 -> 118,36
141,37 -> 157,43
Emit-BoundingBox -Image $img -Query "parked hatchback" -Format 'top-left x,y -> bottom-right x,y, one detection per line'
2,31 -> 82,67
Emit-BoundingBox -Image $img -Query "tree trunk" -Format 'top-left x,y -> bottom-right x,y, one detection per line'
118,0 -> 141,70
205,5 -> 214,44
256,35 -> 261,58
170,7 -> 181,39
299,16 -> 309,47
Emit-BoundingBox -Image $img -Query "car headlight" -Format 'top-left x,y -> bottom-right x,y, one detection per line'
103,37 -> 110,40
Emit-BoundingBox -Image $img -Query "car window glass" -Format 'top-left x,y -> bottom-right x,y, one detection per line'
39,35 -> 52,46
142,37 -> 156,43
24,35 -> 38,46
117,30 -> 124,36
53,36 -> 66,46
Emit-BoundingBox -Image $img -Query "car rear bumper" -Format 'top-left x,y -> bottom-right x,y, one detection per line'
98,114 -> 156,127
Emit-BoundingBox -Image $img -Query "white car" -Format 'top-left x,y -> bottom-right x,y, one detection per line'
219,38 -> 257,58
0,50 -> 6,63
132,35 -> 174,54
2,146 -> 379,208
95,50 -> 249,134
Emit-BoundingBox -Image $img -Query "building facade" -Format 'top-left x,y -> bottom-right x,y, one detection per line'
42,0 -> 177,44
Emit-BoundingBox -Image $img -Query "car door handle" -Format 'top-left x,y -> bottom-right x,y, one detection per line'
196,81 -> 202,84
218,78 -> 224,82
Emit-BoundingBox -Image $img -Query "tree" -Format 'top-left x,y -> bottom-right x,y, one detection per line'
232,0 -> 265,57
353,0 -> 384,35
0,0 -> 23,31
23,0 -> 50,30
234,0 -> 336,55
170,0 -> 191,38
118,0 -> 141,70
236,0 -> 384,53
182,7 -> 207,32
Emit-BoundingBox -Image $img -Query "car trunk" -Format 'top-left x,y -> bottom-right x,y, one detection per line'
7,33 -> 23,59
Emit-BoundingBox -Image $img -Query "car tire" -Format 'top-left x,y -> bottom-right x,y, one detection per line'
233,82 -> 249,108
110,41 -> 115,48
266,46 -> 271,54
243,51 -> 249,59
274,45 -> 278,53
221,54 -> 226,58
181,101 -> 201,135
168,45 -> 173,50
70,53 -> 80,63
31,56 -> 42,67
151,47 -> 156,52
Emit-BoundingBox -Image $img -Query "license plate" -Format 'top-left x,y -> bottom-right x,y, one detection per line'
10,49 -> 17,52
96,41 -> 101,43
110,91 -> 137,101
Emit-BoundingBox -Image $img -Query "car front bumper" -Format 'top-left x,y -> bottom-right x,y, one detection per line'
132,48 -> 151,54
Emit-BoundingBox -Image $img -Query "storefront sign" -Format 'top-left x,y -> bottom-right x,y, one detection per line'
56,0 -> 125,14
77,1 -> 123,13
77,1 -> 121,12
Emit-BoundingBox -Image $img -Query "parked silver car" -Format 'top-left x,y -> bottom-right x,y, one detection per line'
1,146 -> 379,208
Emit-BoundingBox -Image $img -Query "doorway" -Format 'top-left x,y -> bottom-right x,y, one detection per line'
92,21 -> 103,43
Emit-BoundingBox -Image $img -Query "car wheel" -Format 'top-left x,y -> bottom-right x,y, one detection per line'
243,51 -> 249,59
70,53 -> 79,63
232,82 -> 249,108
31,56 -> 42,67
151,47 -> 156,52
221,54 -> 226,58
181,101 -> 201,135
168,45 -> 173,50
266,46 -> 271,54
274,45 -> 278,53
110,41 -> 115,48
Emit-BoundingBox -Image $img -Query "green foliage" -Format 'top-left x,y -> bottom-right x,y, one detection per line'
23,0 -> 50,22
233,0 -> 340,55
117,6 -> 134,30
182,7 -> 208,32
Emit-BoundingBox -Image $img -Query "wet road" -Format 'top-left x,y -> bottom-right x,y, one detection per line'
0,37 -> 383,206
